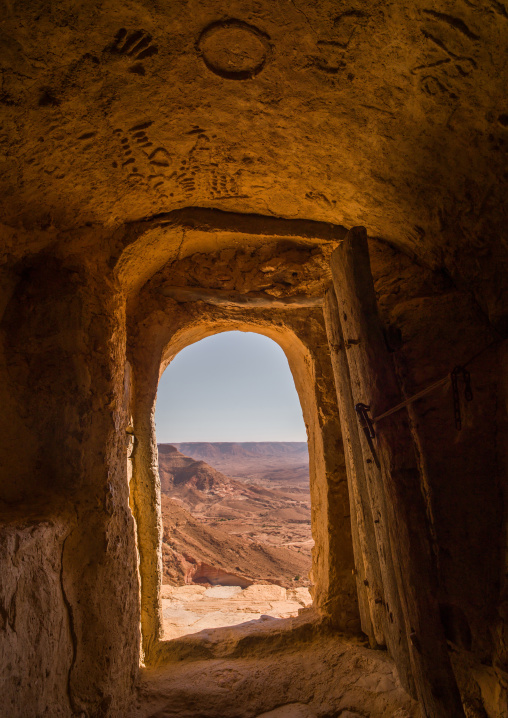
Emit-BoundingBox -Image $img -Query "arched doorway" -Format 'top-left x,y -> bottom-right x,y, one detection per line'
128,312 -> 359,664
155,330 -> 313,639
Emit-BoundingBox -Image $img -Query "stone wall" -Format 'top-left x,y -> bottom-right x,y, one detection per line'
0,257 -> 140,716
1,0 -> 508,713
371,240 -> 506,667
0,517 -> 72,717
0,215 -> 506,716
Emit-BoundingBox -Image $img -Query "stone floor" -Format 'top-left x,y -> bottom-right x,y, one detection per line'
133,627 -> 420,718
161,583 -> 313,640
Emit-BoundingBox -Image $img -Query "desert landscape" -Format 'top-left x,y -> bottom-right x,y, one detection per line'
157,442 -> 313,638
172,442 -> 310,488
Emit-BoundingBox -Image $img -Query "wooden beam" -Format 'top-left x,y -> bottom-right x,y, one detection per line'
323,288 -> 381,645
324,287 -> 415,698
330,227 -> 464,718
160,285 -> 324,309
325,289 -> 398,630
138,206 -> 348,242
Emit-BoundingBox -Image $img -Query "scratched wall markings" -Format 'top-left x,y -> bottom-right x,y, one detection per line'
106,29 -> 159,75
110,123 -> 245,201
310,9 -> 370,76
414,9 -> 481,98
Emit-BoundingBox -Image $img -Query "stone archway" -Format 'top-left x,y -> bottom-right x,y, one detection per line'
128,305 -> 360,665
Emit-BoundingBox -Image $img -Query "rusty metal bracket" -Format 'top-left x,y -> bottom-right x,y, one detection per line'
355,363 -> 475,468
355,403 -> 375,439
355,403 -> 380,468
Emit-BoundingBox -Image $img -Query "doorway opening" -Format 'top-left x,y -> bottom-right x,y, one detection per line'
154,331 -> 314,640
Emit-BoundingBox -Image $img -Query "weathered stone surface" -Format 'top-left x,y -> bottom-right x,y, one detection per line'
255,704 -> 316,718
0,261 -> 140,716
1,0 -> 507,317
286,588 -> 313,607
0,517 -> 72,718
132,634 -> 420,718
160,584 -> 206,600
162,584 -> 309,640
205,586 -> 243,599
369,239 -> 508,672
239,584 -> 287,602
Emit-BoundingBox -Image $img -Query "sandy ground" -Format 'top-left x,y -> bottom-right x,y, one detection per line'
162,584 -> 312,640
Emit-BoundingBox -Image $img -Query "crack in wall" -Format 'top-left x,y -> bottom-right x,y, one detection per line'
288,0 -> 318,38
60,534 -> 78,715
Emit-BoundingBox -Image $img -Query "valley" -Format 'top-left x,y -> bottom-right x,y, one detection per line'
157,442 -> 313,639
158,443 -> 313,589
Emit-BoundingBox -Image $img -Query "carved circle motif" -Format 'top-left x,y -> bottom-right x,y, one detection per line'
197,19 -> 271,80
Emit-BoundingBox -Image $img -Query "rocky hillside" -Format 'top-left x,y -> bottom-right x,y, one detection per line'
158,444 -> 312,588
160,495 -> 311,588
158,443 -> 309,518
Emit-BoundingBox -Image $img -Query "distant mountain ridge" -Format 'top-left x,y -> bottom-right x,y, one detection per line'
157,444 -> 282,504
167,442 -> 309,486
172,442 -> 308,460
157,444 -> 308,518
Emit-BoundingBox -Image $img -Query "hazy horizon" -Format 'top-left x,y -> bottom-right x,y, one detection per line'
155,332 -> 307,442
159,440 -> 308,444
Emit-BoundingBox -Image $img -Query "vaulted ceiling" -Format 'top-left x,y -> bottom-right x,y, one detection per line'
1,0 -> 507,282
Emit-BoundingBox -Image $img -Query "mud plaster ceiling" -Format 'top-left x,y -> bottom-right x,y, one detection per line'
1,0 -> 507,268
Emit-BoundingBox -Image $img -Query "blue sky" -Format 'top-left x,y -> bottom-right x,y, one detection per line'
155,331 -> 307,442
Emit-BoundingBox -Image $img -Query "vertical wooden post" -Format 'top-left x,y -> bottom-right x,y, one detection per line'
324,287 -> 414,695
324,287 -> 381,644
329,227 -> 465,718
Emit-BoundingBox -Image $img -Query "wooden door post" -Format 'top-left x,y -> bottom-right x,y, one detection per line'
324,287 -> 383,645
329,227 -> 465,718
324,287 -> 414,696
